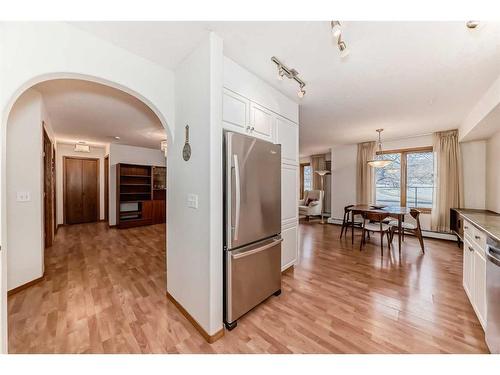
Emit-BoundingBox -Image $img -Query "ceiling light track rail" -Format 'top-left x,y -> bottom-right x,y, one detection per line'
271,56 -> 306,97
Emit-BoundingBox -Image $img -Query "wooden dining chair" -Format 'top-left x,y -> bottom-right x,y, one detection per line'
389,209 -> 425,253
340,204 -> 363,243
359,211 -> 392,256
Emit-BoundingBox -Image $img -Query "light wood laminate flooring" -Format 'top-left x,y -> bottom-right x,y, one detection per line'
8,221 -> 488,353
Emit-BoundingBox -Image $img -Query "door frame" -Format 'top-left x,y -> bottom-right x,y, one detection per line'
63,156 -> 100,225
104,155 -> 109,222
42,125 -> 54,248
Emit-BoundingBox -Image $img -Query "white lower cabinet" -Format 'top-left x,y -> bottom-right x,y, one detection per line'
463,219 -> 487,330
281,223 -> 298,271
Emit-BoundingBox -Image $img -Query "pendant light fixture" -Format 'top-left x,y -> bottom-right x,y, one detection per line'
367,129 -> 392,168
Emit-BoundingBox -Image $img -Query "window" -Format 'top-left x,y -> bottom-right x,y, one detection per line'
375,148 -> 434,211
303,165 -> 312,192
300,163 -> 313,199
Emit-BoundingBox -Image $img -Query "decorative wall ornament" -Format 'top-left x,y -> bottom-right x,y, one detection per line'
182,125 -> 191,161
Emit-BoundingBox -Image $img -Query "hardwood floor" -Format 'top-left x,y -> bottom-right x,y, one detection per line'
8,221 -> 489,353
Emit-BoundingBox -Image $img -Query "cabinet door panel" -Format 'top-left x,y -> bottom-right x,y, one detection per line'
463,239 -> 474,298
223,89 -> 249,131
281,224 -> 298,271
281,165 -> 298,225
276,115 -> 298,165
250,102 -> 273,140
474,250 -> 487,327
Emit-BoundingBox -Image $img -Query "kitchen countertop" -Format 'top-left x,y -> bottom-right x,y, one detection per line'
455,208 -> 500,243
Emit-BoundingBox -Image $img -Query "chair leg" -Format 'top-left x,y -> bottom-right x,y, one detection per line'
380,230 -> 384,257
417,229 -> 425,254
359,229 -> 365,251
340,222 -> 345,239
386,231 -> 391,250
351,221 -> 355,245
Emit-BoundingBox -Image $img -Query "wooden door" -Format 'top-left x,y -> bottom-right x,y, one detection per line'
43,127 -> 54,247
104,155 -> 109,221
64,157 -> 99,224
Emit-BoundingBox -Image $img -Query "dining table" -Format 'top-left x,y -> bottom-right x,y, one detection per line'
348,205 -> 411,253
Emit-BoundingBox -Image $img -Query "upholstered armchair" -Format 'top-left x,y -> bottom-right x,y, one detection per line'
298,190 -> 324,220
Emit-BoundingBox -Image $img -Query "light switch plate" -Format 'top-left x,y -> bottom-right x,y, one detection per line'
16,192 -> 31,202
187,193 -> 198,209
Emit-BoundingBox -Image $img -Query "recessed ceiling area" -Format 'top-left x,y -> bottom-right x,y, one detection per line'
33,79 -> 166,149
72,21 -> 500,156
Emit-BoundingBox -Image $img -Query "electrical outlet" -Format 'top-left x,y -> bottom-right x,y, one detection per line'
16,192 -> 31,202
187,193 -> 198,209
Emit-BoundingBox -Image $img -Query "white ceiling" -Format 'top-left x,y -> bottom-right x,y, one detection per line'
34,79 -> 166,149
72,21 -> 500,156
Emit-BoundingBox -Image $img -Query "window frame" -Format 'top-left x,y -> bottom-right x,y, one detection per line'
376,146 -> 433,213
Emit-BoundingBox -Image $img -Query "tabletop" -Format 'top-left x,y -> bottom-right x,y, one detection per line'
348,205 -> 411,216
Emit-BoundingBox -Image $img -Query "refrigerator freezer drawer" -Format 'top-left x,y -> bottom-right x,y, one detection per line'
225,237 -> 282,324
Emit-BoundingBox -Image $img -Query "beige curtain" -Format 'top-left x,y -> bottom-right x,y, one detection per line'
431,130 -> 463,232
311,154 -> 326,190
356,142 -> 376,205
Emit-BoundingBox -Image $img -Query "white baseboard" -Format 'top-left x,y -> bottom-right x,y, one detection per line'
326,217 -> 457,241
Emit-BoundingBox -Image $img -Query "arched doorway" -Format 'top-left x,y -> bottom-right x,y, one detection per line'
1,74 -> 173,353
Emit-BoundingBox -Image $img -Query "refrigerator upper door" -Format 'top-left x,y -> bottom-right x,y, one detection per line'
226,132 -> 281,250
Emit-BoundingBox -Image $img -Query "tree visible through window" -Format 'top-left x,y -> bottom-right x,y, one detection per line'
303,165 -> 312,192
375,148 -> 434,210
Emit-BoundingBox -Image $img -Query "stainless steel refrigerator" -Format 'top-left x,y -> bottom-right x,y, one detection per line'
224,131 -> 282,330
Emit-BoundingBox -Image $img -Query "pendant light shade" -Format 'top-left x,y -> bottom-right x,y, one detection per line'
367,129 -> 392,168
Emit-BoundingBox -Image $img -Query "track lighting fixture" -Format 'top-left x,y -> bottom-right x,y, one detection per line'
331,20 -> 349,58
271,56 -> 307,98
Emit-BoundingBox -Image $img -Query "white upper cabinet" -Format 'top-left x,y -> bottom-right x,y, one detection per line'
249,102 -> 274,141
223,89 -> 249,133
275,115 -> 298,166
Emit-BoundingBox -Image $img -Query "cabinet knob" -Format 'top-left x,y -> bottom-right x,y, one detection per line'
464,226 -> 469,229
475,235 -> 481,240
468,246 -> 474,252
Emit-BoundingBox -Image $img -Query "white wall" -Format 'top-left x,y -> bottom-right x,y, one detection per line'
486,131 -> 500,213
108,143 -> 166,226
330,135 -> 435,230
55,143 -> 106,225
330,145 -> 357,221
6,89 -> 53,290
167,33 -> 223,336
461,141 -> 487,210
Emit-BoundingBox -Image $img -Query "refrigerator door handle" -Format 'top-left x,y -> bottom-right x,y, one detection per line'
232,238 -> 283,260
233,153 -> 241,241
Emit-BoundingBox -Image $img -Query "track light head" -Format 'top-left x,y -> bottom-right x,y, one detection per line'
338,40 -> 349,58
331,20 -> 342,38
277,67 -> 285,80
297,89 -> 306,98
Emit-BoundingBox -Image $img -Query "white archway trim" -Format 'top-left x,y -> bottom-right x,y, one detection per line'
0,22 -> 176,353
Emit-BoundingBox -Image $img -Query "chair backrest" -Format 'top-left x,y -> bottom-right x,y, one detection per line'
305,190 -> 323,202
362,211 -> 391,222
344,204 -> 354,213
410,209 -> 421,229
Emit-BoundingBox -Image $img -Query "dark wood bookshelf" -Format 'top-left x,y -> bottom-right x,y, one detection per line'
116,163 -> 166,229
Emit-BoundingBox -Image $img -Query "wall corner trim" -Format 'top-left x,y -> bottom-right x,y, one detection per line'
166,292 -> 224,344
